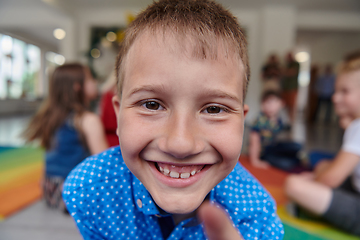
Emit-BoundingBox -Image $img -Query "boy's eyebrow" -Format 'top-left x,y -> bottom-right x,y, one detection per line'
128,84 -> 167,96
128,84 -> 243,104
200,89 -> 243,105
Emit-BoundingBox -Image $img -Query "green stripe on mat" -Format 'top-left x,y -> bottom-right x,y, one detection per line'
283,223 -> 324,240
279,206 -> 360,240
0,147 -> 43,173
283,222 -> 360,240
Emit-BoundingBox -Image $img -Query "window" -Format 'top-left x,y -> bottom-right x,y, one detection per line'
0,34 -> 41,99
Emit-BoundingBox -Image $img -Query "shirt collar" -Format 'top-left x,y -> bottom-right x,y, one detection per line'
132,175 -> 160,215
131,173 -> 216,218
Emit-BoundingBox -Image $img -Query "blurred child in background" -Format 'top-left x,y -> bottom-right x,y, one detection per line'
23,63 -> 108,212
285,51 -> 360,236
249,90 -> 302,171
281,52 -> 300,122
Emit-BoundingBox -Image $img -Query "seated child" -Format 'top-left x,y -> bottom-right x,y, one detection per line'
63,1 -> 284,239
249,90 -> 302,171
23,63 -> 109,212
285,50 -> 360,236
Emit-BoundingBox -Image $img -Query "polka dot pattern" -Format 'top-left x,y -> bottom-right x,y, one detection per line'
63,147 -> 284,239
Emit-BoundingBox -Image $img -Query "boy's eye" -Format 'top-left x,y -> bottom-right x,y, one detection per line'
206,106 -> 222,114
144,101 -> 161,110
204,105 -> 229,114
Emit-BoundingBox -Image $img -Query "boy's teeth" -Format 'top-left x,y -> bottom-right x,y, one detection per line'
180,173 -> 190,179
157,163 -> 204,179
170,171 -> 180,178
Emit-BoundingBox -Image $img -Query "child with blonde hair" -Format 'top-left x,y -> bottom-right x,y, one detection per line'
285,50 -> 360,236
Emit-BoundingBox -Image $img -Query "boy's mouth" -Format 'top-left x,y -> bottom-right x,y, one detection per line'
155,162 -> 206,179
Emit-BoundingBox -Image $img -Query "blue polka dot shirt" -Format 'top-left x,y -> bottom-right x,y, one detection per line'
63,147 -> 284,240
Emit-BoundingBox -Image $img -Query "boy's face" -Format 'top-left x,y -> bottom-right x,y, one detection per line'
333,70 -> 360,118
261,96 -> 283,119
113,32 -> 248,214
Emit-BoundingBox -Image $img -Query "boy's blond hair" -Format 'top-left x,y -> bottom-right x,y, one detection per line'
115,0 -> 249,100
338,50 -> 360,75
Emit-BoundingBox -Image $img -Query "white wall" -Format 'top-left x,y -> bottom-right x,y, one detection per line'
297,30 -> 360,68
297,11 -> 360,32
261,6 -> 297,60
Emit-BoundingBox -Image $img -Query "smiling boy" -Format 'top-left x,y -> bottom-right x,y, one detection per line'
63,0 -> 284,239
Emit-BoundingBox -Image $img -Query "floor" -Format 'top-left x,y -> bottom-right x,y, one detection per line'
0,201 -> 82,240
0,108 -> 343,240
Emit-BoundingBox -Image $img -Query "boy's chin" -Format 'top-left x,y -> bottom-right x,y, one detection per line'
154,194 -> 205,214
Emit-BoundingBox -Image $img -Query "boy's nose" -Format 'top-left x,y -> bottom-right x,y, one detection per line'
158,112 -> 204,159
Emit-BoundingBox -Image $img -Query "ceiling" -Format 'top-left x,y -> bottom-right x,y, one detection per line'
2,0 -> 360,12
53,0 -> 360,12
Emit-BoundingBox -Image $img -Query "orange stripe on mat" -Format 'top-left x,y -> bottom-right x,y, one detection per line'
0,181 -> 42,217
0,176 -> 42,217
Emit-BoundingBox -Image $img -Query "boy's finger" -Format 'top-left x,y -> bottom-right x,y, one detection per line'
198,202 -> 244,240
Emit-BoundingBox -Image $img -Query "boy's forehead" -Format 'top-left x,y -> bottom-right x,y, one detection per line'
128,30 -> 240,65
118,30 -> 248,101
123,31 -> 245,83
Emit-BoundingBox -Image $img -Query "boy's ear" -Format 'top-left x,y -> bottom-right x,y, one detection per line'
112,95 -> 121,119
112,95 -> 121,137
243,104 -> 249,117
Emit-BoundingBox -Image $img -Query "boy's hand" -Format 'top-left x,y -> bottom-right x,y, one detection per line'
198,202 -> 244,240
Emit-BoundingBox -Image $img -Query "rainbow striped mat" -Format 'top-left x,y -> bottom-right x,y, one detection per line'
0,146 -> 43,220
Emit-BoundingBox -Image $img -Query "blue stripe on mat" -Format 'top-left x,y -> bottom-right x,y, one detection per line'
0,146 -> 16,154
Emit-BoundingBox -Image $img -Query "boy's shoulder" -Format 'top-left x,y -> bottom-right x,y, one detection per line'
217,162 -> 276,204
63,146 -> 132,194
214,163 -> 283,238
